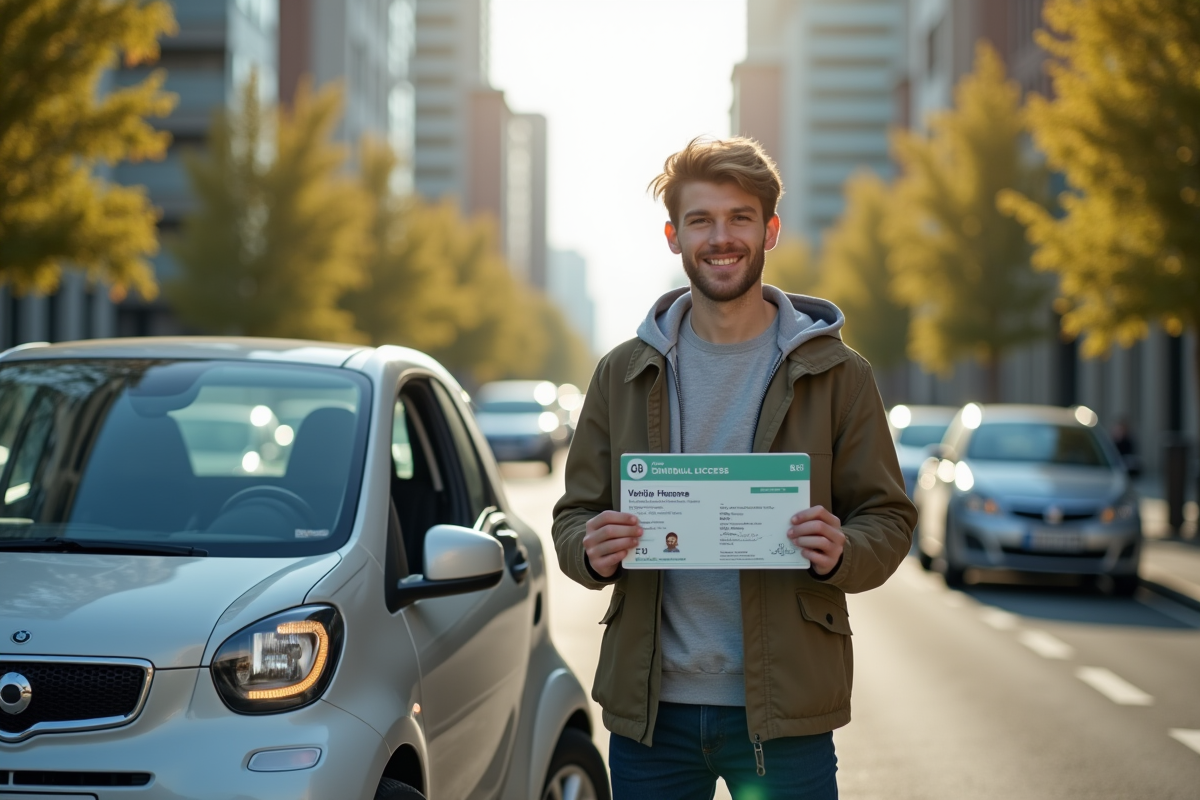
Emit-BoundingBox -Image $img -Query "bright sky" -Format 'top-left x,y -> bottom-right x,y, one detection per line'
490,0 -> 747,353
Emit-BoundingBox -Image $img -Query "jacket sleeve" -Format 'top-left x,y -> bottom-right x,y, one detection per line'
552,354 -> 621,591
822,357 -> 917,594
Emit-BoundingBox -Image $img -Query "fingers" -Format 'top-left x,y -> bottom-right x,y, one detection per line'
787,506 -> 844,575
584,511 -> 642,578
791,505 -> 840,527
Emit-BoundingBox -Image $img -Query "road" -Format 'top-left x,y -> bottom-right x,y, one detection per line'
501,455 -> 1200,799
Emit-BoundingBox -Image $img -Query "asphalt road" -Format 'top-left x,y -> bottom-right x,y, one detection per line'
502,455 -> 1200,799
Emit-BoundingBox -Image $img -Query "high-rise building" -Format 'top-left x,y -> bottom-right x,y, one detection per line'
547,249 -> 595,352
732,0 -> 904,242
278,0 -> 415,180
0,0 -> 279,347
411,0 -> 546,285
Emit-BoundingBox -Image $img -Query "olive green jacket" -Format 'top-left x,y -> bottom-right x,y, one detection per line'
551,334 -> 916,745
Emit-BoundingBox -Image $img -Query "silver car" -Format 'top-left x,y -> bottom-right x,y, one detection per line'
914,404 -> 1141,594
0,338 -> 606,800
888,404 -> 958,497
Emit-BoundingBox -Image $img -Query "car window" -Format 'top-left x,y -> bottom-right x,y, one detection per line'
479,400 -> 544,414
897,424 -> 949,448
391,400 -> 414,479
0,359 -> 370,557
432,381 -> 490,523
966,423 -> 1113,467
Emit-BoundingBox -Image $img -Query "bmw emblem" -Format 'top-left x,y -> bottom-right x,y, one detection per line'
10,630 -> 30,645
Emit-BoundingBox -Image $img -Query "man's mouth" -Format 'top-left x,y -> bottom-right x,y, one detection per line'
703,254 -> 744,266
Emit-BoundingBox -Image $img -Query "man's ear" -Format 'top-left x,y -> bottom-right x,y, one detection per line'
665,220 -> 682,255
764,214 -> 782,251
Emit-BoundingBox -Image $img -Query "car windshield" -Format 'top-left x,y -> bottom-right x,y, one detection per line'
0,359 -> 370,557
966,423 -> 1113,467
897,424 -> 948,448
479,400 -> 545,414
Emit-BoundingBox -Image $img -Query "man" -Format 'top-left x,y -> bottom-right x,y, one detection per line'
552,137 -> 915,799
664,532 -> 680,553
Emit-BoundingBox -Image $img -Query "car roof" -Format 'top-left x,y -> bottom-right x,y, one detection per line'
891,404 -> 958,423
0,337 -> 371,368
972,404 -> 1090,425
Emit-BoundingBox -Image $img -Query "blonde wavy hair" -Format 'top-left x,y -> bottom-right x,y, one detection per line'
649,136 -> 784,226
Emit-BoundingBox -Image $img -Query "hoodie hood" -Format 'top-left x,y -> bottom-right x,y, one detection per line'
636,284 -> 844,359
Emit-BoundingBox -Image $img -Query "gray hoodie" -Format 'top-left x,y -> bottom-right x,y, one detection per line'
634,283 -> 846,705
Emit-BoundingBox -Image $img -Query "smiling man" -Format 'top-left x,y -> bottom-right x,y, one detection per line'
552,137 -> 915,799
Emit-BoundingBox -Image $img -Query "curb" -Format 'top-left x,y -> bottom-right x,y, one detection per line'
1141,579 -> 1200,614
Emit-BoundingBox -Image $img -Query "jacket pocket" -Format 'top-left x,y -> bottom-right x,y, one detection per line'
599,590 -> 625,625
796,591 -> 852,636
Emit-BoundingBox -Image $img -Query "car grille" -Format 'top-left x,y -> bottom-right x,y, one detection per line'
0,657 -> 152,740
1011,509 -> 1096,523
0,770 -> 152,788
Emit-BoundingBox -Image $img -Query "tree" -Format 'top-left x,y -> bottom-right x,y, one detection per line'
170,74 -> 368,342
887,43 -> 1051,400
763,234 -> 817,294
0,0 -> 177,297
999,0 -> 1200,363
814,172 -> 909,369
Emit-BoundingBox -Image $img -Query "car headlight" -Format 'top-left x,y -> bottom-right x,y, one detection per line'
964,494 -> 1000,515
211,605 -> 344,714
1099,495 -> 1137,524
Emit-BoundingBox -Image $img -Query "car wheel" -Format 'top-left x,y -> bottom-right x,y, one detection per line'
940,524 -> 965,588
917,546 -> 933,571
542,728 -> 610,800
375,777 -> 424,799
1111,575 -> 1139,597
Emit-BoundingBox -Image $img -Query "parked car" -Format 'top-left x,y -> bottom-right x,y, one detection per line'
913,403 -> 1141,594
0,338 -> 607,800
474,380 -> 569,471
888,404 -> 958,497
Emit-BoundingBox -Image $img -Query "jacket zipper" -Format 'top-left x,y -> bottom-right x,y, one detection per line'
750,352 -> 786,447
753,733 -> 766,776
670,354 -> 685,452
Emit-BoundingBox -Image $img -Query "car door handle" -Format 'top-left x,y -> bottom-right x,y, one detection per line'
495,531 -> 530,584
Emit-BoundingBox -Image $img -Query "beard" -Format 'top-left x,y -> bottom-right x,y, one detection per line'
681,242 -> 766,303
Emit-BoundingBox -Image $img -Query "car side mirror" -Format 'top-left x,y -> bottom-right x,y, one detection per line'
394,525 -> 504,608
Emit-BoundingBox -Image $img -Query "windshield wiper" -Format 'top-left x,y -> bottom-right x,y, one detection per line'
0,537 -> 208,557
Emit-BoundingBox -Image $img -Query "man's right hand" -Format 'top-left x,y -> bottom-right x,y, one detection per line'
583,510 -> 643,578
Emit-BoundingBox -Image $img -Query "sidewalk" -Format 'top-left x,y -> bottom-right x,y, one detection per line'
1139,494 -> 1200,610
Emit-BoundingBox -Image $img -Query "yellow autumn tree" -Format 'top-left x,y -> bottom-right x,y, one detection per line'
170,74 -> 368,342
815,172 -> 909,369
999,0 -> 1200,359
887,42 -> 1051,400
0,0 -> 177,297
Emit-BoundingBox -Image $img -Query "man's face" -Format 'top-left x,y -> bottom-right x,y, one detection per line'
666,534 -> 678,548
665,181 -> 781,303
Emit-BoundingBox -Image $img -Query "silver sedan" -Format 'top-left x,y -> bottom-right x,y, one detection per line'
914,404 -> 1141,594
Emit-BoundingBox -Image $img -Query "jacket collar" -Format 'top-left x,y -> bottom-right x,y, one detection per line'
625,335 -> 853,384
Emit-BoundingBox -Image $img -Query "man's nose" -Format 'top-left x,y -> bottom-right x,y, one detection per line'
708,221 -> 734,244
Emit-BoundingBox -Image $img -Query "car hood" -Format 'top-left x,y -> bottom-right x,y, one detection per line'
896,445 -> 932,472
476,412 -> 545,436
966,460 -> 1126,503
0,552 -> 340,668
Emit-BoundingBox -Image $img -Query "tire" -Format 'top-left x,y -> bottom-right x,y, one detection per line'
917,549 -> 933,571
942,560 -> 966,588
375,777 -> 424,800
1111,575 -> 1139,597
542,727 -> 610,800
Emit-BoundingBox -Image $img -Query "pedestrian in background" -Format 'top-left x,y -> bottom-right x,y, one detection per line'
552,137 -> 916,799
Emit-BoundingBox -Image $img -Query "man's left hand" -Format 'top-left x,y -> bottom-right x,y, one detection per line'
788,506 -> 845,576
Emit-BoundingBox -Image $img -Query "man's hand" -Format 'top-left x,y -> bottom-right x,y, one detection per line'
583,510 -> 642,579
788,506 -> 845,576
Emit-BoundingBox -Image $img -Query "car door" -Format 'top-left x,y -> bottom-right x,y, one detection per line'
391,377 -> 533,799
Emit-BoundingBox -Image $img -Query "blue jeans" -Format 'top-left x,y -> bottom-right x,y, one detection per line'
609,703 -> 838,800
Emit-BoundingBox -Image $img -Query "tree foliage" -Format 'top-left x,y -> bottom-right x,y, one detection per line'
342,137 -> 592,386
170,74 -> 368,342
999,0 -> 1200,355
815,172 -> 909,369
763,234 -> 817,294
887,43 -> 1050,398
0,0 -> 177,296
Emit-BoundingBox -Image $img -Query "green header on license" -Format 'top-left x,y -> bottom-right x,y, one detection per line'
621,453 -> 810,482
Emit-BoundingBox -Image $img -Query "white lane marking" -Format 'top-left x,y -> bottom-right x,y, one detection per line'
1018,629 -> 1074,660
1076,667 -> 1154,706
1137,589 -> 1200,629
1169,729 -> 1200,756
981,608 -> 1019,630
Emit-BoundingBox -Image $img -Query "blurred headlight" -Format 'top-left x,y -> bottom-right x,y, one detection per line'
964,494 -> 1000,515
211,605 -> 343,714
538,411 -> 560,433
1099,502 -> 1136,524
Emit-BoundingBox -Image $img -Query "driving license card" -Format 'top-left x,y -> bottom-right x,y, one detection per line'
619,453 -> 811,569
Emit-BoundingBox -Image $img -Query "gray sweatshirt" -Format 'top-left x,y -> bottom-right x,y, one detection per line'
634,284 -> 846,706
